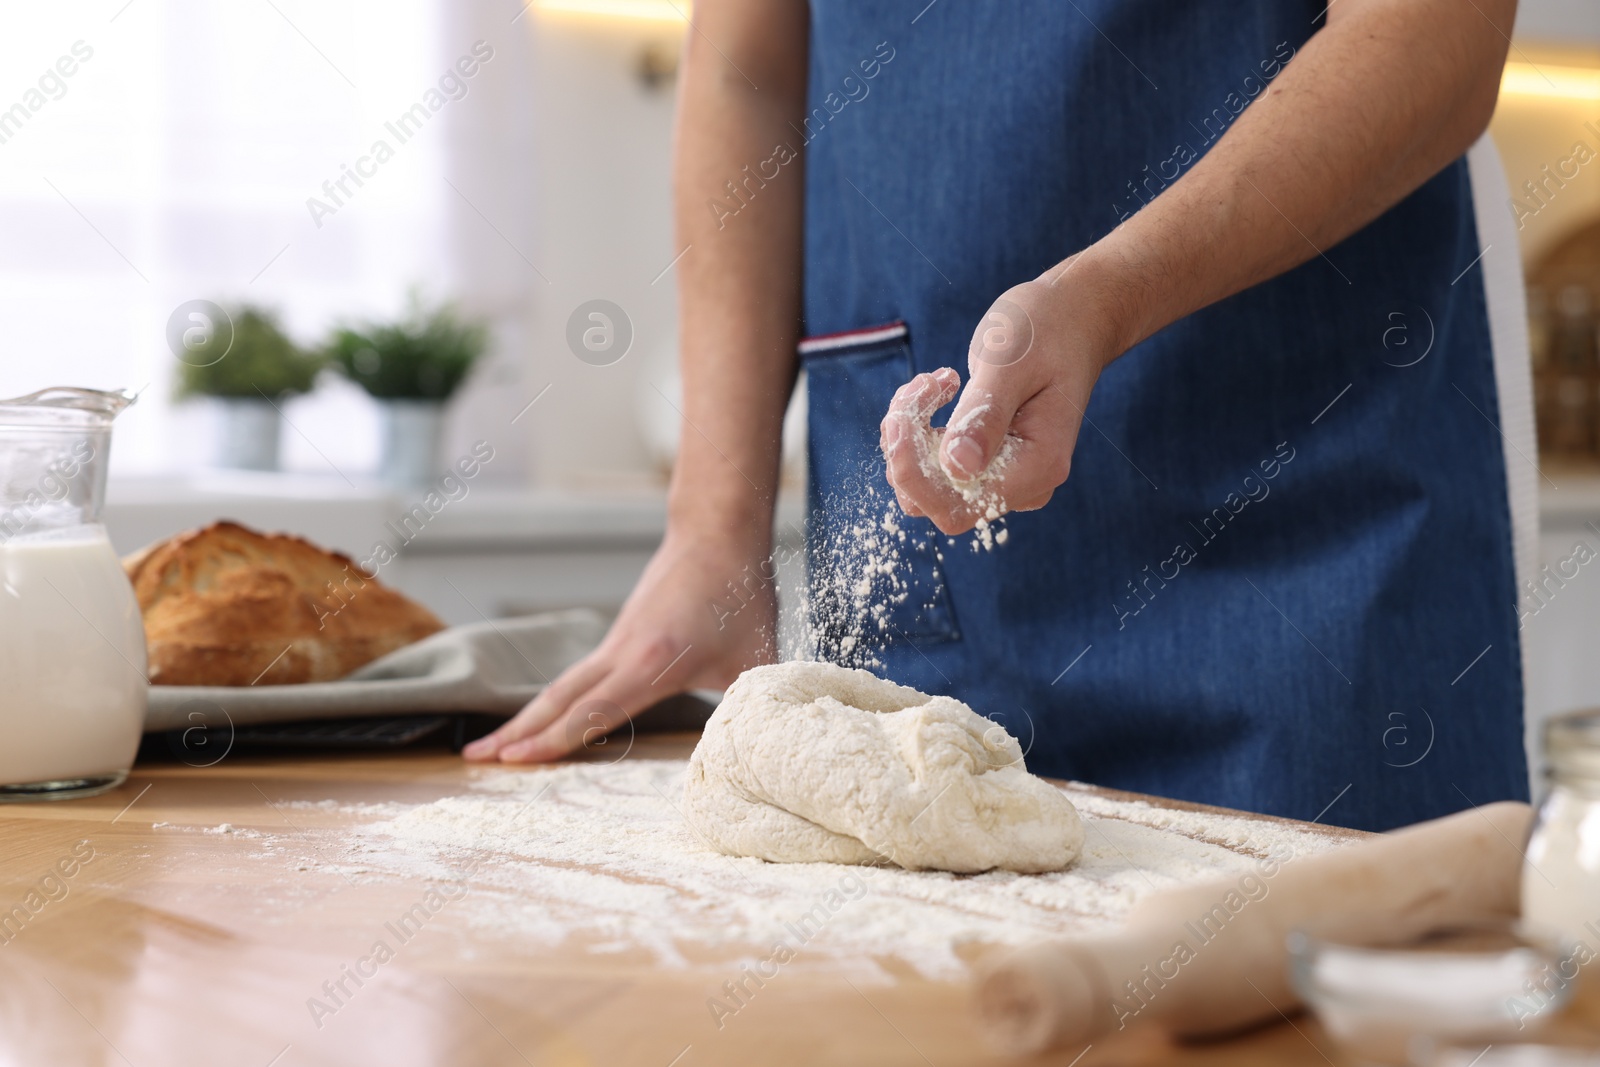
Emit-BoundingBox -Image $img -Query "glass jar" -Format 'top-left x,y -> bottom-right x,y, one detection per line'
1523,708 -> 1600,951
1287,919 -> 1574,1066
0,386 -> 145,800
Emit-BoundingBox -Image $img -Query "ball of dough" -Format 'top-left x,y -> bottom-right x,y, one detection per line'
683,662 -> 1085,874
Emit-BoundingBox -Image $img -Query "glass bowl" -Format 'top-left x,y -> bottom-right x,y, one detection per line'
1287,919 -> 1578,1065
1422,1042 -> 1600,1067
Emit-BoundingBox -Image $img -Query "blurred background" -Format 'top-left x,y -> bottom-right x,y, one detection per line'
3,0 -> 1600,759
0,0 -> 691,488
0,0 -> 808,645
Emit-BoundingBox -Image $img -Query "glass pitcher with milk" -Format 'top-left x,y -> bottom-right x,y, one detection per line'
0,387 -> 145,800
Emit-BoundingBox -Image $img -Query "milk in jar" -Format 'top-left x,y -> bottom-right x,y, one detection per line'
0,386 -> 145,799
0,527 -> 146,791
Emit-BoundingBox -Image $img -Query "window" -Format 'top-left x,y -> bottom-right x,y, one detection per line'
0,0 -> 502,477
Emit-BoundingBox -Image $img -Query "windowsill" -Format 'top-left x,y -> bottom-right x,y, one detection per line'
103,474 -> 805,558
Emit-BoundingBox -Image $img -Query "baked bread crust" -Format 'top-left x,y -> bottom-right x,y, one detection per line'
124,520 -> 445,686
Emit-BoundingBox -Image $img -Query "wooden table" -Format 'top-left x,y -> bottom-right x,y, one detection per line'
1,735 -> 1594,1066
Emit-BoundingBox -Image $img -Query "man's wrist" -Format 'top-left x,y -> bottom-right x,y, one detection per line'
666,482 -> 776,555
1038,241 -> 1161,371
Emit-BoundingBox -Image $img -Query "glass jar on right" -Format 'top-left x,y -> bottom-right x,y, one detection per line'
1524,708 -> 1600,950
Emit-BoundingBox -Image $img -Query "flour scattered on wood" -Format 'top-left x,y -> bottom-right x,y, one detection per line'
332,760 -> 1344,982
151,821 -> 264,838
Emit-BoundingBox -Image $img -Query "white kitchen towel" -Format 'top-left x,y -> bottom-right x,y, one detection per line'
144,609 -> 608,732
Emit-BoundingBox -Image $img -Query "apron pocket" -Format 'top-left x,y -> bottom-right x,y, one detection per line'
800,321 -> 961,659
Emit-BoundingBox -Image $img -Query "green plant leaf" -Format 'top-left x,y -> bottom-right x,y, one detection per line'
323,297 -> 489,401
174,306 -> 324,400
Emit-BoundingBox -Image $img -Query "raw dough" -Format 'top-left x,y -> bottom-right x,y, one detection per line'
683,662 -> 1085,874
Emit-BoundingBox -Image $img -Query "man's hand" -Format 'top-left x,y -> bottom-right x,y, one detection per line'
463,529 -> 775,762
882,0 -> 1512,530
880,276 -> 1117,534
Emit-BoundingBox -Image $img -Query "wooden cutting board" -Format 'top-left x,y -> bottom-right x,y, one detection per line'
0,735 -> 1590,1067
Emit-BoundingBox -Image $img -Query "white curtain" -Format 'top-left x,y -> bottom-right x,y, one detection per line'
0,0 -> 540,482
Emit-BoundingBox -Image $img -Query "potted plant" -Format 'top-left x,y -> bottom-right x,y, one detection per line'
174,306 -> 322,471
324,297 -> 489,486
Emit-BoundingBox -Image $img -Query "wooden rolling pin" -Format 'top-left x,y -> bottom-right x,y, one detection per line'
974,801 -> 1533,1055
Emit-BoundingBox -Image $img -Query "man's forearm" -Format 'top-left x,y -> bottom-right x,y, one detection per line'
1071,0 -> 1516,356
669,0 -> 809,546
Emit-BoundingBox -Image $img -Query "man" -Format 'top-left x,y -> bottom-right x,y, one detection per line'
468,0 -> 1534,832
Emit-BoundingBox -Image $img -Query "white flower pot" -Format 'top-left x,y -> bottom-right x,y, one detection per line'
379,400 -> 444,487
214,398 -> 281,471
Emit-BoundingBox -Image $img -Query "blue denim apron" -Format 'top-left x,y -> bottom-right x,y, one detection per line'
799,1 -> 1528,831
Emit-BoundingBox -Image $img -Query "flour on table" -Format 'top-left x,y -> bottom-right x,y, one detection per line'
683,662 -> 1083,873
341,760 -> 1344,982
150,820 -> 262,837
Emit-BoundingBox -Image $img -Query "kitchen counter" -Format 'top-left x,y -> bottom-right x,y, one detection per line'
104,466 -> 1600,551
106,475 -> 684,554
1536,465 -> 1600,527
104,475 -> 808,554
103,476 -> 808,628
6,738 -> 1591,1066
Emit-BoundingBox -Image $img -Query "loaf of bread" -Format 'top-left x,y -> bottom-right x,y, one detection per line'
123,521 -> 445,686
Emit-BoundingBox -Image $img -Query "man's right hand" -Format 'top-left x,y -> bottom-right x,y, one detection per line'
462,526 -> 776,763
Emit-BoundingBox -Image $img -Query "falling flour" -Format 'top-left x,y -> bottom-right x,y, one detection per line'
337,760 -> 1346,982
792,482 -> 937,668
793,376 -> 1019,664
